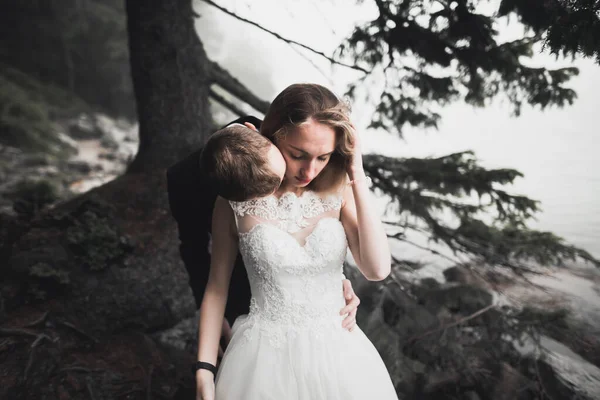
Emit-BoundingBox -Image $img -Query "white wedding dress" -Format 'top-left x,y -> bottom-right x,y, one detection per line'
215,191 -> 398,399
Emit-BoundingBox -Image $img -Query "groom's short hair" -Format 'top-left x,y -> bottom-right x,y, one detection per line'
200,125 -> 281,202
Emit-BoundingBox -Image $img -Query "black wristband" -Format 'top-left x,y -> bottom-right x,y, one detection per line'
195,361 -> 217,375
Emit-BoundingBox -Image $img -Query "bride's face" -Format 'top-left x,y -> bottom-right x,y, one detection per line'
277,119 -> 336,188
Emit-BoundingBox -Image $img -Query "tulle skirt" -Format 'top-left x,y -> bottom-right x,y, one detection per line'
215,314 -> 398,399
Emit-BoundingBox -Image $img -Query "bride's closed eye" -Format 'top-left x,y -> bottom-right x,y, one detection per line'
291,154 -> 329,162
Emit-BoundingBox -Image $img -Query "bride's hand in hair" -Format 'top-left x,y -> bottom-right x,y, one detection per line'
347,123 -> 364,180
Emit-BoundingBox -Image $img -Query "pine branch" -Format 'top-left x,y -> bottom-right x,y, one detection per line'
200,0 -> 369,74
388,232 -> 463,265
499,0 -> 600,63
338,0 -> 581,134
365,153 -> 600,271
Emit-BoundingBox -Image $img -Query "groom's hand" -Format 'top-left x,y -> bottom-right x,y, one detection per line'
340,279 -> 360,331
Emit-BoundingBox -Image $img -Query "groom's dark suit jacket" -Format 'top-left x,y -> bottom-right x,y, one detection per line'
166,116 -> 262,322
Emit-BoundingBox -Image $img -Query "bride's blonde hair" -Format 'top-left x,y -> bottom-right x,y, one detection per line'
260,83 -> 354,192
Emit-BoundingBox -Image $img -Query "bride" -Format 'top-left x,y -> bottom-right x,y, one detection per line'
196,83 -> 398,399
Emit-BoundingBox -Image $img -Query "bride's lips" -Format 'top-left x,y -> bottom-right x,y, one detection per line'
295,176 -> 311,184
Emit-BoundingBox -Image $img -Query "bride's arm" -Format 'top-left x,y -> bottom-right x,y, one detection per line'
339,127 -> 391,281
197,196 -> 238,375
340,179 -> 391,281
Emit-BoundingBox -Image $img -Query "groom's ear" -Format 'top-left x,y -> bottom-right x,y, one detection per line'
244,122 -> 258,132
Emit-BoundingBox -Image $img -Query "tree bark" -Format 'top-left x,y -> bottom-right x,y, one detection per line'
1,2 -> 218,396
126,0 -> 213,173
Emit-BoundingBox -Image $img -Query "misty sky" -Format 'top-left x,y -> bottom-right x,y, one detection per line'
194,0 -> 600,259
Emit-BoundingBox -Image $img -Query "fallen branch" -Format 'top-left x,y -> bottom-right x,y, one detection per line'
209,88 -> 248,117
30,333 -> 51,348
59,366 -> 106,374
209,61 -> 270,114
534,358 -> 555,400
146,364 -> 154,400
23,347 -> 37,381
24,311 -> 49,328
87,378 -> 98,400
0,327 -> 38,338
115,388 -> 144,398
389,232 -> 463,265
57,320 -> 99,343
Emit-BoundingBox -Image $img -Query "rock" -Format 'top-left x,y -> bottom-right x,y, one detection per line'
5,174 -> 196,336
1,168 -> 201,397
358,281 -> 444,397
66,160 -> 92,174
347,274 -> 426,396
419,284 -> 493,316
9,179 -> 61,218
524,357 -> 598,400
444,265 -> 515,291
464,391 -> 481,400
489,363 -> 533,400
34,165 -> 60,177
420,277 -> 440,289
152,311 -> 199,352
66,115 -> 103,140
21,153 -> 54,167
421,369 -> 460,393
443,265 -> 488,287
100,135 -> 119,150
99,152 -> 117,161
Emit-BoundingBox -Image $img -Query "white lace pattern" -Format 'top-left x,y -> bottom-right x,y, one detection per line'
229,191 -> 348,347
230,191 -> 342,233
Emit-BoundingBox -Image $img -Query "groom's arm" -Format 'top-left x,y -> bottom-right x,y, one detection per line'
167,149 -> 215,309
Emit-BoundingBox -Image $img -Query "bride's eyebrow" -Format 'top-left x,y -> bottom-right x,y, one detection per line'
289,145 -> 334,157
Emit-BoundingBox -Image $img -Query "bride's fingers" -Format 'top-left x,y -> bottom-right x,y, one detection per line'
244,122 -> 258,132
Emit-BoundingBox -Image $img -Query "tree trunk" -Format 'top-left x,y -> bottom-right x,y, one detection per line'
126,0 -> 213,173
0,1 -> 214,397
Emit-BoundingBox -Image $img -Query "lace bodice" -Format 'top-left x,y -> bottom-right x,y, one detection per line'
229,191 -> 348,347
230,191 -> 343,235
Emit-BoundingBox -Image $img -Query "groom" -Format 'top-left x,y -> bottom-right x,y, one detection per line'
166,115 -> 360,349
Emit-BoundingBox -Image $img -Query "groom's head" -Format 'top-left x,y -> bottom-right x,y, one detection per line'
200,124 -> 286,202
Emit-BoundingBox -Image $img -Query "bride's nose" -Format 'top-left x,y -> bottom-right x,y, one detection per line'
301,160 -> 318,179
